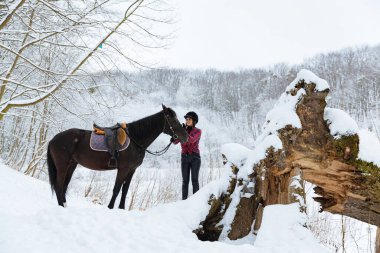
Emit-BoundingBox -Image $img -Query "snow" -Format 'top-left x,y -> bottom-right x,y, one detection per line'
323,108 -> 380,167
218,184 -> 244,241
0,161 -> 328,253
286,69 -> 330,92
324,108 -> 359,138
221,137 -> 283,180
255,204 -> 327,253
290,177 -> 302,189
259,89 -> 304,137
358,129 -> 380,167
0,0 -> 24,27
220,143 -> 252,167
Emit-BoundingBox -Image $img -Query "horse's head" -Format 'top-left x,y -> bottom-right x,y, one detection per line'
162,105 -> 189,143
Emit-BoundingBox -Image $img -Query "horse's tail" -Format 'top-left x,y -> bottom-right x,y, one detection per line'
47,143 -> 56,193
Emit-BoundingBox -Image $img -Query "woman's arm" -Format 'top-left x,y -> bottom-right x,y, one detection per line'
172,138 -> 180,145
187,129 -> 201,144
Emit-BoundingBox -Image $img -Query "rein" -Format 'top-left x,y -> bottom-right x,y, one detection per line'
125,111 -> 178,156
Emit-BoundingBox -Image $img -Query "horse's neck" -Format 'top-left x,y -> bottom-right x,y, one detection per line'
129,111 -> 164,149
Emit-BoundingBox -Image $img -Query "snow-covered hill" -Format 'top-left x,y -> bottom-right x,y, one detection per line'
0,161 -> 328,253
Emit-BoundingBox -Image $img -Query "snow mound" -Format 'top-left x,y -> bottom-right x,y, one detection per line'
358,130 -> 380,167
255,204 -> 328,253
221,143 -> 252,167
324,107 -> 359,138
286,69 -> 330,92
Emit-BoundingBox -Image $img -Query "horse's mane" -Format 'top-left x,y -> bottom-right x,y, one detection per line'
127,108 -> 177,139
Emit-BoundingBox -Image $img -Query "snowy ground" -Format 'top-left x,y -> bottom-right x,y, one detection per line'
0,161 -> 328,253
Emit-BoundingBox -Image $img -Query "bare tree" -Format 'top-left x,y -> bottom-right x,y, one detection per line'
0,0 -> 171,120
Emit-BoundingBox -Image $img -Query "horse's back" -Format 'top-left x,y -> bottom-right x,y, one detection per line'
49,128 -> 89,153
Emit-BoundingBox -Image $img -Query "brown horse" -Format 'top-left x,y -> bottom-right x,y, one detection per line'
47,105 -> 188,209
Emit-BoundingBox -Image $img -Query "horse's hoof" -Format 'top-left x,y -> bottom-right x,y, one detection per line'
63,202 -> 67,208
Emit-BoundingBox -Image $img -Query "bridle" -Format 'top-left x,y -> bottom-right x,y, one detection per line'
163,110 -> 179,140
126,110 -> 181,156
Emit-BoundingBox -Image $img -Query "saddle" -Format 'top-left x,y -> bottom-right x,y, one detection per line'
93,122 -> 128,168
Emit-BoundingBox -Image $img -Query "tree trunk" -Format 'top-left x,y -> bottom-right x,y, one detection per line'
194,76 -> 380,242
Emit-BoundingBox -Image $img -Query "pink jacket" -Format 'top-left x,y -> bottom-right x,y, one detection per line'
173,127 -> 202,154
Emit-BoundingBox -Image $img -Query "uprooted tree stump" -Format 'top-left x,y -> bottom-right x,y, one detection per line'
194,70 -> 380,245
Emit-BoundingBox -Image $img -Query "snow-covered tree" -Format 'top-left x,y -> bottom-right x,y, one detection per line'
0,0 -> 170,120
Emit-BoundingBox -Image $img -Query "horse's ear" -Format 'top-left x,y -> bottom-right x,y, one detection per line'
162,104 -> 167,111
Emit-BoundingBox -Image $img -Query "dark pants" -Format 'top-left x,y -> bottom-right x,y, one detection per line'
181,153 -> 201,200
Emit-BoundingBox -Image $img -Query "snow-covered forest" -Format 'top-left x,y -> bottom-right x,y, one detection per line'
2,44 -> 379,176
1,0 -> 380,253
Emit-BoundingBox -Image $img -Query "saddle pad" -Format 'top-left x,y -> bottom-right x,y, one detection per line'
90,132 -> 130,152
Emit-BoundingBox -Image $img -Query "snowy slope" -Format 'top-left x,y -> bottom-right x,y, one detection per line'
0,161 -> 328,253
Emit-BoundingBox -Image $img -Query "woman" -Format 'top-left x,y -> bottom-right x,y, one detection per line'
172,111 -> 202,200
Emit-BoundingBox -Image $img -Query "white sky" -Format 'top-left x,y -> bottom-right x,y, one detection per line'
152,0 -> 380,70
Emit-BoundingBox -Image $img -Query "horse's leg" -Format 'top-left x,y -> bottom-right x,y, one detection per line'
55,168 -> 67,207
62,162 -> 78,206
53,156 -> 73,207
118,170 -> 135,209
108,170 -> 125,209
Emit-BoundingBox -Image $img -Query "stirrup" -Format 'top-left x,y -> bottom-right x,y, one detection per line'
108,157 -> 118,168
